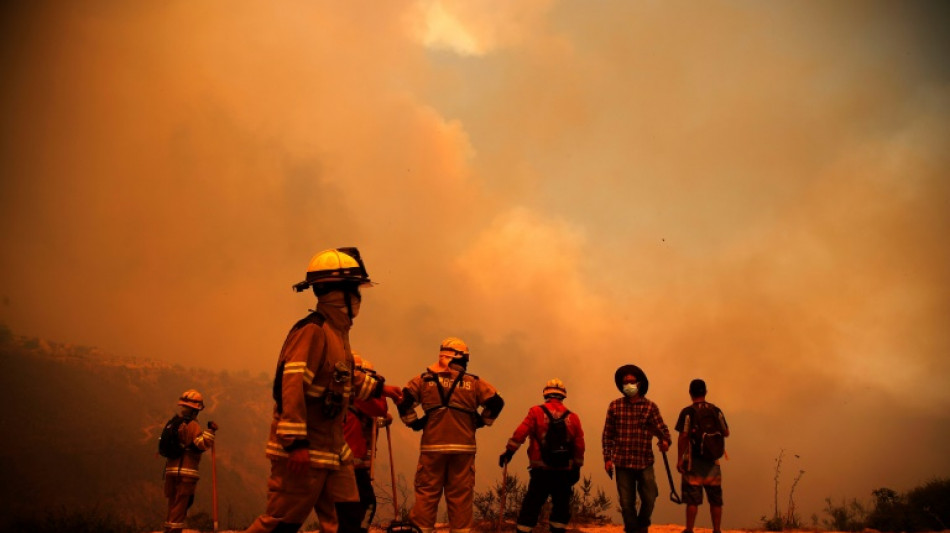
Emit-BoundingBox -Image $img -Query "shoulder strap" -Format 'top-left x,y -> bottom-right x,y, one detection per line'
540,405 -> 569,421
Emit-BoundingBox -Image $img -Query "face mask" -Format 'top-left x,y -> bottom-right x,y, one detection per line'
622,383 -> 639,397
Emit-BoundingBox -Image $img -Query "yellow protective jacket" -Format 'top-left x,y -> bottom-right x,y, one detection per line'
265,299 -> 382,469
164,418 -> 214,479
400,366 -> 502,454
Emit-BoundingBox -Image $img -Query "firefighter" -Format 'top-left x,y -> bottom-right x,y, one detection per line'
162,389 -> 218,533
336,354 -> 391,533
398,337 -> 505,533
499,378 -> 585,533
244,247 -> 403,533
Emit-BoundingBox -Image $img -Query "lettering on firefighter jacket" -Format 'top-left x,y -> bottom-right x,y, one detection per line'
400,367 -> 499,454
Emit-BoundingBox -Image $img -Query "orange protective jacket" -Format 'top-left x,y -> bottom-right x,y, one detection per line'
265,301 -> 383,469
400,367 -> 500,454
164,419 -> 215,479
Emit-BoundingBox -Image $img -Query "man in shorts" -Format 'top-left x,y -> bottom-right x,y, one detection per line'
675,379 -> 730,533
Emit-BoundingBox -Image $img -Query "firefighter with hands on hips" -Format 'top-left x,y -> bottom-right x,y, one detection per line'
336,353 -> 392,533
499,378 -> 585,533
397,337 -> 505,533
161,389 -> 218,533
244,247 -> 403,533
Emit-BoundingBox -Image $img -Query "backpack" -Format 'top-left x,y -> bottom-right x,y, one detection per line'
539,406 -> 573,468
158,415 -> 188,459
689,403 -> 725,461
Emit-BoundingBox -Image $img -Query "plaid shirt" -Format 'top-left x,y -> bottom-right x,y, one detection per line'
602,395 -> 671,469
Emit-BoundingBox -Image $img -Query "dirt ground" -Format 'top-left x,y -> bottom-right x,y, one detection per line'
153,524 -> 836,533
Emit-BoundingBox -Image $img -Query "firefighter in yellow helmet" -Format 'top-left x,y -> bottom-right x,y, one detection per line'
244,248 -> 403,533
397,337 -> 505,533
499,379 -> 585,533
159,389 -> 218,533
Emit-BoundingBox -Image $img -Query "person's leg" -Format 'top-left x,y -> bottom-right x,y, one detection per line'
355,469 -> 377,533
548,470 -> 573,533
706,484 -> 724,533
333,463 -> 364,533
163,477 -> 188,533
244,460 -> 325,533
318,465 -> 361,533
615,468 -> 640,533
409,453 -> 447,533
444,453 -> 476,533
685,505 -> 699,532
634,466 -> 659,533
516,469 -> 552,533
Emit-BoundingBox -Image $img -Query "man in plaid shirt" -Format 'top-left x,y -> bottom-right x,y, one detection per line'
603,364 -> 672,533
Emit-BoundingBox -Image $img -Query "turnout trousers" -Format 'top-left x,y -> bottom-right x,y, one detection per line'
163,476 -> 197,533
244,459 -> 358,533
516,469 -> 574,533
337,467 -> 377,533
410,452 -> 475,533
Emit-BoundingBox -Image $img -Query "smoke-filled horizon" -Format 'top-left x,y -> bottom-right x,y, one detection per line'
2,0 -> 949,528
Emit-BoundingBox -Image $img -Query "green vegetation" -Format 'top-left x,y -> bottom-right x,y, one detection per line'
473,472 -> 612,530
760,449 -> 805,531
0,328 -> 272,531
821,478 -> 950,532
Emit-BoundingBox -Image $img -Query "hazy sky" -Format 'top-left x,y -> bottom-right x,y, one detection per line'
2,0 -> 949,527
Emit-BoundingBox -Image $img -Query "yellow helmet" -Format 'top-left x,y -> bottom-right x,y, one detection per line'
439,337 -> 469,358
178,389 -> 205,410
293,247 -> 372,293
352,352 -> 374,372
543,378 -> 567,399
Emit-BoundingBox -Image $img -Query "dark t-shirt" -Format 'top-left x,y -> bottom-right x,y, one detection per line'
675,401 -> 728,458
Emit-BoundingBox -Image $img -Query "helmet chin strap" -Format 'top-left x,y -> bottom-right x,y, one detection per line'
344,292 -> 353,318
343,287 -> 361,319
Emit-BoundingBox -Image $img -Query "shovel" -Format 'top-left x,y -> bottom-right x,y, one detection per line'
660,449 -> 683,504
385,425 -> 422,533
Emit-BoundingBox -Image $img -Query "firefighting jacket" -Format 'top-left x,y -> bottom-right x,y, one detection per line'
164,419 -> 215,479
504,398 -> 585,470
343,396 -> 388,469
399,366 -> 502,454
265,300 -> 384,469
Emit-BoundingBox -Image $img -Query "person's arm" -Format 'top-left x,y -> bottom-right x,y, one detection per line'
478,379 -> 504,428
719,408 -> 730,437
602,403 -> 616,477
397,376 -> 427,431
570,411 -> 585,467
652,404 -> 672,452
499,407 -> 533,466
275,325 -> 320,470
354,395 -> 388,418
676,410 -> 691,473
184,420 -> 215,452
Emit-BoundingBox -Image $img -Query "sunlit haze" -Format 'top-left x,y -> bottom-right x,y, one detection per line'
1,1 -> 948,528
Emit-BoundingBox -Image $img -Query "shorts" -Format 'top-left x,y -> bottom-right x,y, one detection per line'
681,458 -> 722,506
682,483 -> 723,506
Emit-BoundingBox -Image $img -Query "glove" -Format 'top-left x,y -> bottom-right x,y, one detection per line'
569,466 -> 581,486
207,421 -> 219,432
498,449 -> 514,467
409,416 -> 428,431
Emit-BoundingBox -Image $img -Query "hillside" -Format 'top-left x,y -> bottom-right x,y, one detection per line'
0,326 -> 273,530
